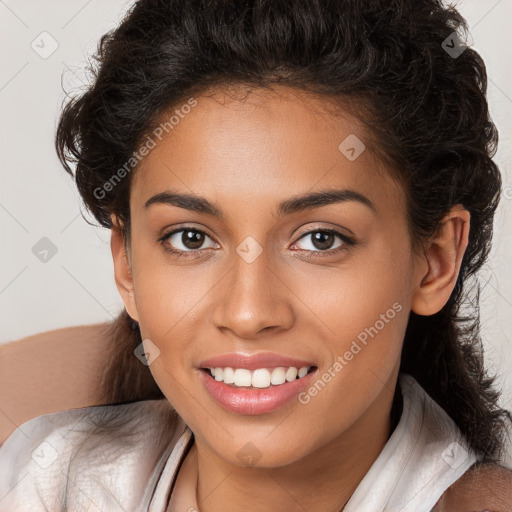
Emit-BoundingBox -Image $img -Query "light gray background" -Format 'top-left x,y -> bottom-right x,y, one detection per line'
1,1 -> 511,410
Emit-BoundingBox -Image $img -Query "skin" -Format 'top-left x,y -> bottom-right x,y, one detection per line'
111,84 -> 471,512
2,326 -> 511,509
0,323 -> 109,444
433,463 -> 512,511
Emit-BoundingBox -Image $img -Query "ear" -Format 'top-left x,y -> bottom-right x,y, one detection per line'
110,216 -> 139,322
411,205 -> 470,316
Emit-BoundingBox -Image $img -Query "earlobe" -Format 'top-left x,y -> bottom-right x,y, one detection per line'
110,216 -> 139,322
411,205 -> 470,316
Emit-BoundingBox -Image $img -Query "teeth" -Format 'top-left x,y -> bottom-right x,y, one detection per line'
223,367 -> 235,384
270,367 -> 286,385
285,367 -> 298,382
298,367 -> 309,378
252,368 -> 271,388
234,369 -> 252,387
206,366 -> 312,388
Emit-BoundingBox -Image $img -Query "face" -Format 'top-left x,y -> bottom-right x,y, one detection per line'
114,85 -> 420,468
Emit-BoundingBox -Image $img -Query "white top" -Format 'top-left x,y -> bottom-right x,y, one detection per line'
0,373 -> 483,511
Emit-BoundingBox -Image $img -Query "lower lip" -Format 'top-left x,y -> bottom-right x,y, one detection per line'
199,368 -> 318,415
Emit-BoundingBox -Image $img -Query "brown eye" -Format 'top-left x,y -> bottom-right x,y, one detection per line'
294,229 -> 348,252
160,227 -> 218,256
180,229 -> 206,250
310,231 -> 337,251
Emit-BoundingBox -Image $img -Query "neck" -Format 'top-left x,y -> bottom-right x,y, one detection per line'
190,376 -> 402,512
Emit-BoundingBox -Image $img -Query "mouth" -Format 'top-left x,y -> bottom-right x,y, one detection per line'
198,365 -> 319,415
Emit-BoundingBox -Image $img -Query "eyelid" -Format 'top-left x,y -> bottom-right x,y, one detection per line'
293,222 -> 355,241
157,221 -> 215,239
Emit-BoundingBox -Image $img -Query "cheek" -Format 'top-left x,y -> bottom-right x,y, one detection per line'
306,235 -> 412,385
294,254 -> 410,441
132,272 -> 206,360
128,246 -> 222,382
129,236 -> 204,328
128,253 -> 205,405
294,231 -> 412,341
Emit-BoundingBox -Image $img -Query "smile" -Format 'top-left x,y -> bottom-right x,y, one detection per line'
199,366 -> 318,415
203,365 -> 315,388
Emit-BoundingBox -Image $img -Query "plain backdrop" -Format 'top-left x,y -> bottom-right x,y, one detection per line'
1,0 -> 511,410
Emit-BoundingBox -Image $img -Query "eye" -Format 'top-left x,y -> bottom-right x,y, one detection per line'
291,228 -> 356,258
158,226 -> 356,260
158,227 -> 218,259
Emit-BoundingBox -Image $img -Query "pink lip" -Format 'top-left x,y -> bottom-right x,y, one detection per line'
199,367 -> 318,415
198,352 -> 316,370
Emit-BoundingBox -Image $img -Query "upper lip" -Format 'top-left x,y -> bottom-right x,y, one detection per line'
199,352 -> 317,371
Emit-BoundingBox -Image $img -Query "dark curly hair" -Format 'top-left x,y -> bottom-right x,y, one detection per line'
56,0 -> 511,462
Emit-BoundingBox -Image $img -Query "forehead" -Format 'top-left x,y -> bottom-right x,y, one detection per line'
131,85 -> 404,216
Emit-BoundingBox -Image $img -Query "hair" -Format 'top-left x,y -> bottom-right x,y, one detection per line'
56,0 -> 511,463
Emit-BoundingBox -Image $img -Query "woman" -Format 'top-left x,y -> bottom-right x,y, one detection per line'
1,0 -> 511,510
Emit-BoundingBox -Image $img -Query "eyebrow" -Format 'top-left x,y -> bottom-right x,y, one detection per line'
144,188 -> 376,218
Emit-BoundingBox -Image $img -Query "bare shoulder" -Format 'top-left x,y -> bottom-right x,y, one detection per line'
0,322 -> 111,445
432,462 -> 512,512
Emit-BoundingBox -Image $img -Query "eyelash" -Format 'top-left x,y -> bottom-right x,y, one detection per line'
157,226 -> 356,260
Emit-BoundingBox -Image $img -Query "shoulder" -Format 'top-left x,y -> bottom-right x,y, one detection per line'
0,399 -> 184,511
0,322 -> 111,445
433,462 -> 512,511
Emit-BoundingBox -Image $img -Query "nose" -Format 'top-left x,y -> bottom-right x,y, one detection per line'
212,245 -> 295,340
